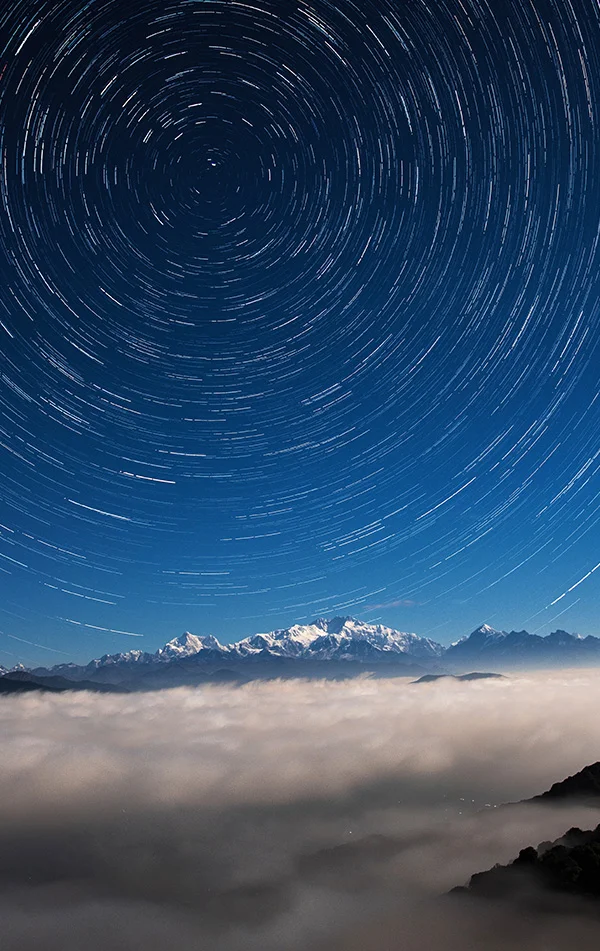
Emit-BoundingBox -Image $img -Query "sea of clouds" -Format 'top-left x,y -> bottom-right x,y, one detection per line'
3,670 -> 600,949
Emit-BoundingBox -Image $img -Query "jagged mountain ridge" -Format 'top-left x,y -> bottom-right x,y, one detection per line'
3,619 -> 600,688
444,623 -> 600,667
34,617 -> 445,683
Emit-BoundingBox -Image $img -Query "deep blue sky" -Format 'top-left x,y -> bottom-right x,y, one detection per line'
2,0 -> 600,666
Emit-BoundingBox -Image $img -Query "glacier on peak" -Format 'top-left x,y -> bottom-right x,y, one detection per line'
156,632 -> 224,660
73,617 -> 445,670
228,617 -> 444,661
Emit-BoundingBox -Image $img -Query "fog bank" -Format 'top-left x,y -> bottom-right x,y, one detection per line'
2,670 -> 600,949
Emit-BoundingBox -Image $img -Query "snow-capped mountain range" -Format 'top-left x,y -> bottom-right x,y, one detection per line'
3,618 -> 600,690
50,617 -> 445,675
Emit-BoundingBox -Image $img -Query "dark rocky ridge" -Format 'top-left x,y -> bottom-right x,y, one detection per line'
454,762 -> 600,903
454,825 -> 600,902
529,763 -> 600,805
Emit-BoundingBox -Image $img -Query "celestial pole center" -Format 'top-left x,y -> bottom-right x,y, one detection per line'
1,0 -> 600,663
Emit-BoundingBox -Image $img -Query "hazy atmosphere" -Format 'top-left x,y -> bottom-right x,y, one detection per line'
3,671 -> 600,950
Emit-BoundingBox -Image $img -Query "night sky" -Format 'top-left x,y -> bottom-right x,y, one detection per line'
2,0 -> 600,666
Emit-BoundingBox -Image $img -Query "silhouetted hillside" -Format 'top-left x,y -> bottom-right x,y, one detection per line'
2,671 -> 130,694
530,762 -> 600,803
454,761 -> 600,902
0,677 -> 64,696
455,825 -> 600,900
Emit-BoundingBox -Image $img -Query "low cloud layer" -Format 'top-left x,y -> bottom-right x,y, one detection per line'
3,670 -> 600,949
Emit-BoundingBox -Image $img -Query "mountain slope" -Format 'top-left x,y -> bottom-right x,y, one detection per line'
445,624 -> 600,668
530,762 -> 600,804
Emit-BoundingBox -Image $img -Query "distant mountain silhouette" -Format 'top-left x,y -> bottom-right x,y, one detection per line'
0,676 -> 64,695
1,670 -> 129,694
445,624 -> 600,668
412,672 -> 504,684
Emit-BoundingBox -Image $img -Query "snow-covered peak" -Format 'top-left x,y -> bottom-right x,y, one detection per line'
232,626 -> 322,657
274,623 -> 328,647
322,617 -> 444,656
87,649 -> 151,669
469,623 -> 504,639
86,633 -> 225,669
155,632 -> 224,660
313,616 -> 353,635
445,624 -> 507,656
231,617 -> 444,659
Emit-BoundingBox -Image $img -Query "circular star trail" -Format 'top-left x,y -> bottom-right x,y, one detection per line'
2,0 -> 600,660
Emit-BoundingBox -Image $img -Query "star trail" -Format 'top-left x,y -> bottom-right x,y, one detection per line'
2,0 -> 600,663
